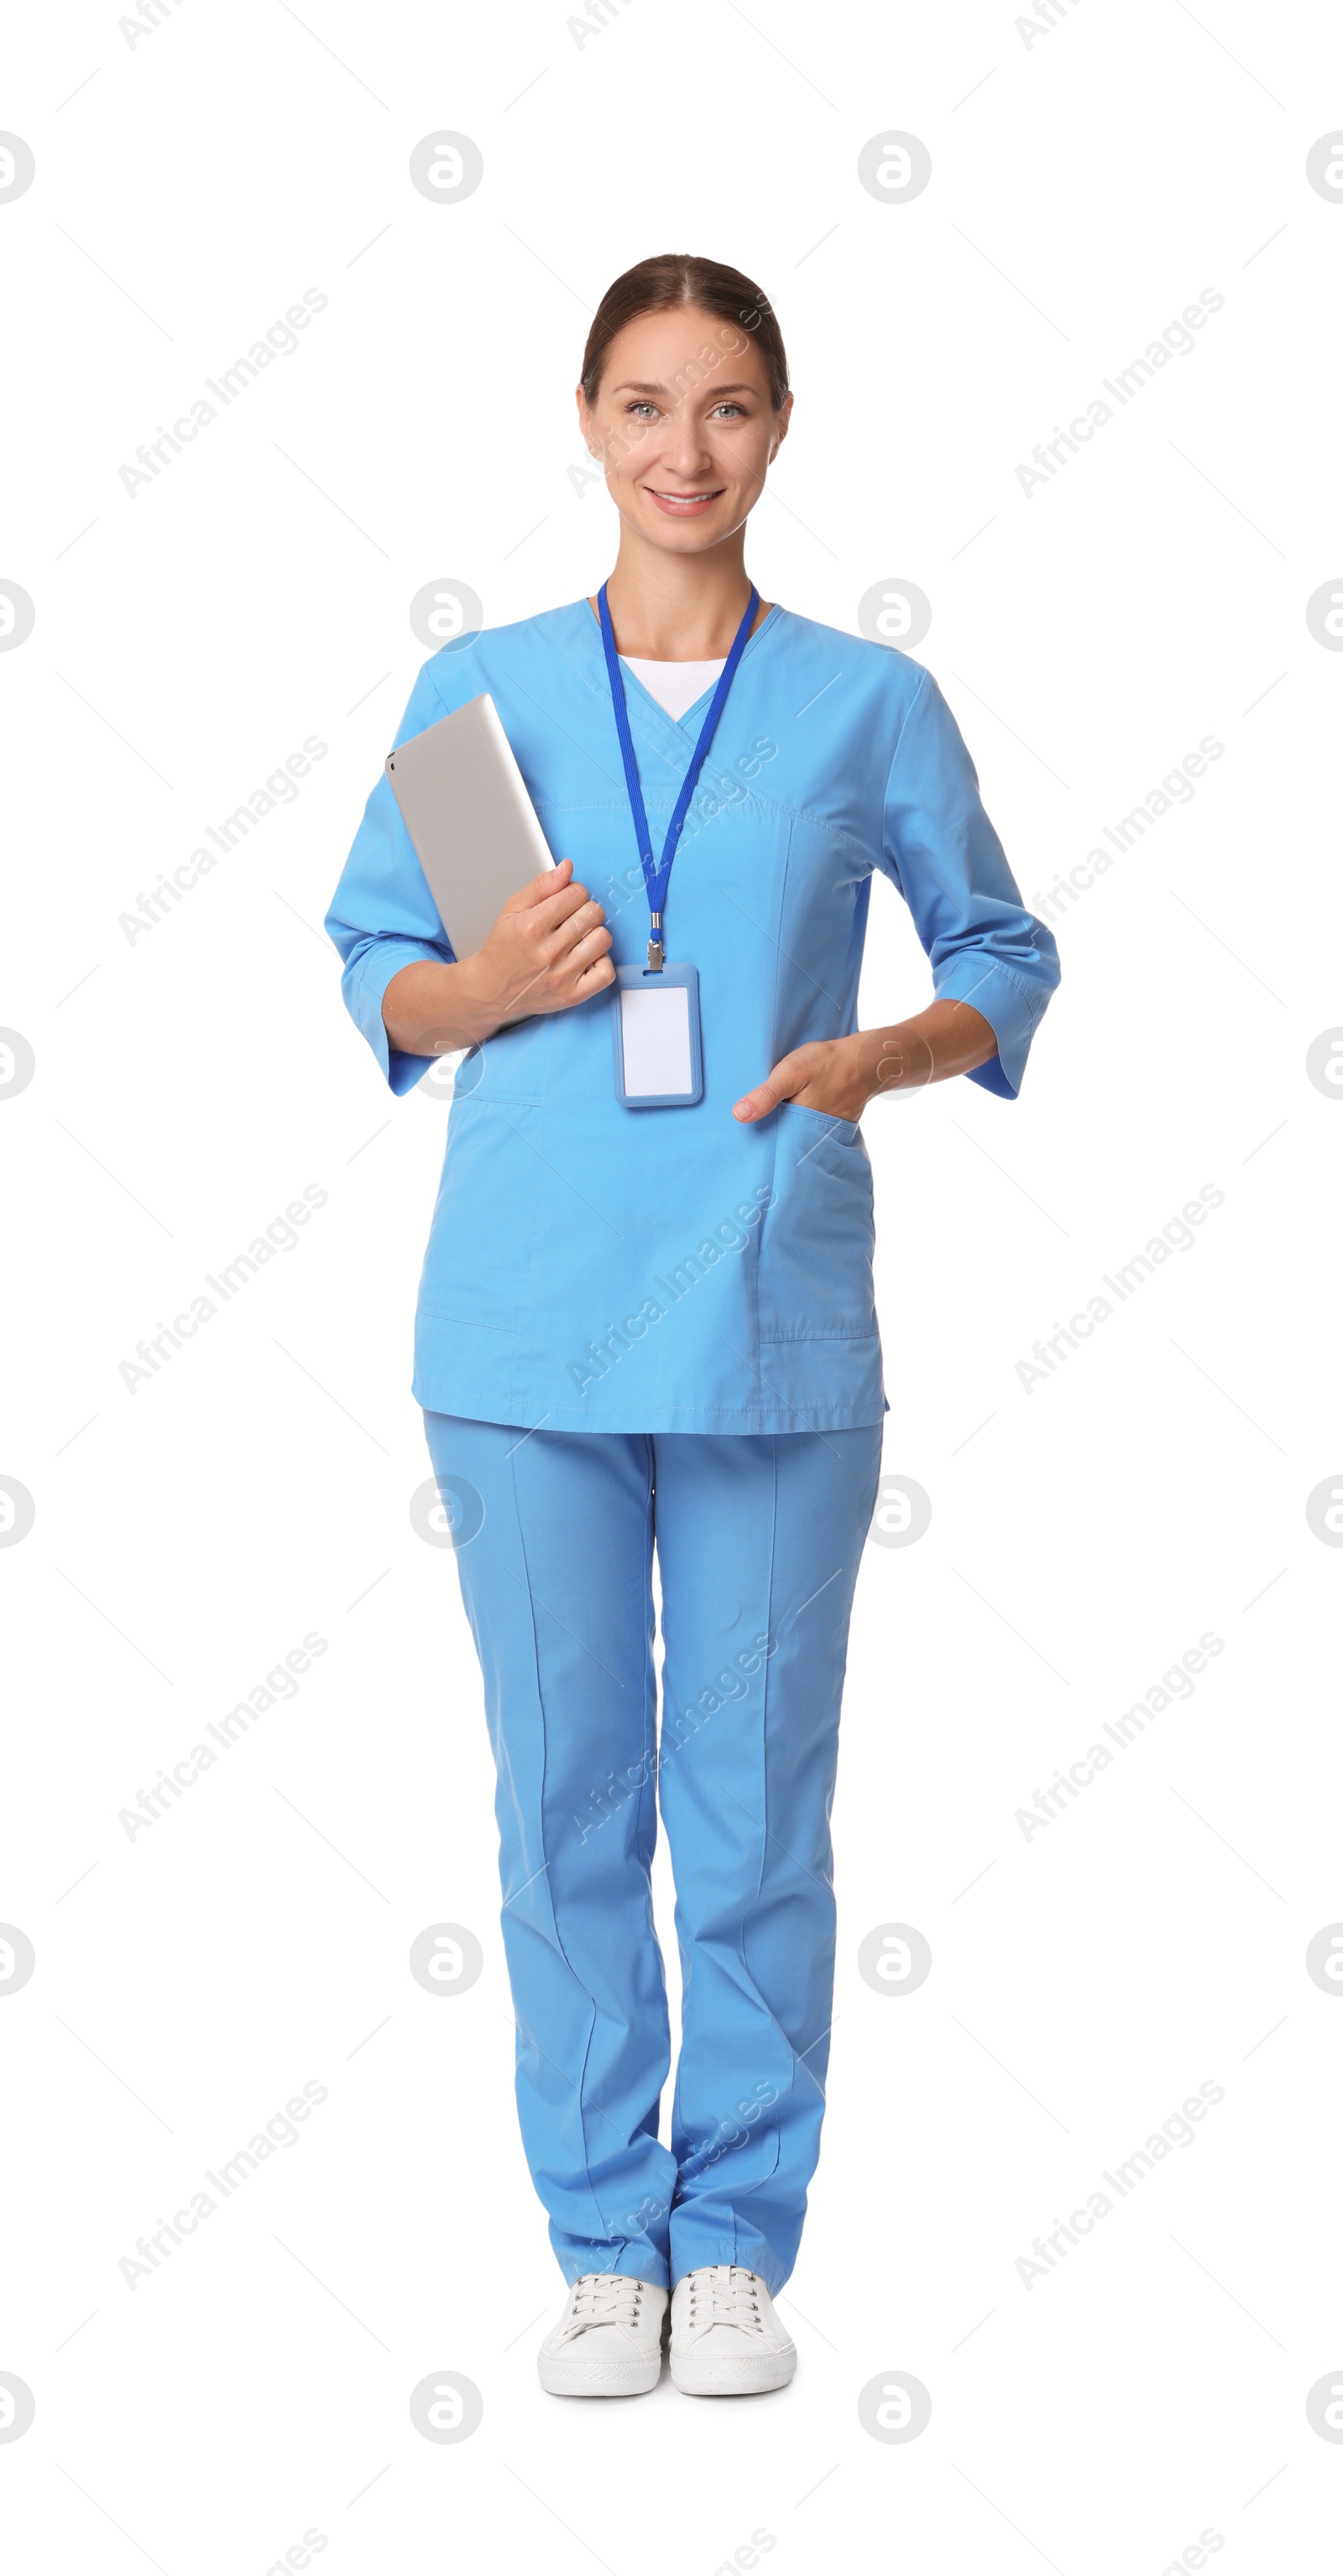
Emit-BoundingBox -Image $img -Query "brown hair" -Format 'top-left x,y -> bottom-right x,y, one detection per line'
579,253 -> 789,411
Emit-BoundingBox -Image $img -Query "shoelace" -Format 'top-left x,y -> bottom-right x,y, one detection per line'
686,2266 -> 764,2333
563,2273 -> 646,2338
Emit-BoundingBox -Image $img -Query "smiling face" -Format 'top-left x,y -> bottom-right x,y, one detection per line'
577,304 -> 791,557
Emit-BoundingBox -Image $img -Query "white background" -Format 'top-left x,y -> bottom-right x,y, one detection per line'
3,3 -> 1341,2570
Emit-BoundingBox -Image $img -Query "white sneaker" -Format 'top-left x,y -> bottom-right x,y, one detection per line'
536,2273 -> 667,2396
669,2266 -> 797,2396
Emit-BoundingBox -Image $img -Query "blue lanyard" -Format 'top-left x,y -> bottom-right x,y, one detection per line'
598,580 -> 759,970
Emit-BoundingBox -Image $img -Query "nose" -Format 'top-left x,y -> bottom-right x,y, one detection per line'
656,404 -> 718,482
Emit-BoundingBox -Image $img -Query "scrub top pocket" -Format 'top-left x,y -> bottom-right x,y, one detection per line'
416,1098 -> 539,1335
757,1102 -> 877,1346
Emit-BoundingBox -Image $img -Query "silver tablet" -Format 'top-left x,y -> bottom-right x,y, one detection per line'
384,692 -> 556,959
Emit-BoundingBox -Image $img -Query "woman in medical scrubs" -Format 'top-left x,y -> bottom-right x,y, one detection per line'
327,254 -> 1059,2400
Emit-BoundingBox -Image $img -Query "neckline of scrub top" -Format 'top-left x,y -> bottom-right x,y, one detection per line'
572,595 -> 782,742
619,653 -> 726,722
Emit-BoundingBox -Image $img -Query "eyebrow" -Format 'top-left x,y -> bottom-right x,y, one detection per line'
609,379 -> 758,398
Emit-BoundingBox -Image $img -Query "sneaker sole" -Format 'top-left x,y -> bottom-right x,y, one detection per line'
537,2351 -> 663,2397
670,2345 -> 797,2396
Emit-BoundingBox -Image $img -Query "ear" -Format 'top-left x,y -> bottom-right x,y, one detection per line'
767,391 -> 795,464
575,385 -> 599,459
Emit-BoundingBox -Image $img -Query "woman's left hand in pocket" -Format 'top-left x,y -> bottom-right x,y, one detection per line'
732,1037 -> 871,1124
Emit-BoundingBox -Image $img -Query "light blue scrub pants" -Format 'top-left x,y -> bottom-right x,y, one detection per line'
423,1412 -> 882,2294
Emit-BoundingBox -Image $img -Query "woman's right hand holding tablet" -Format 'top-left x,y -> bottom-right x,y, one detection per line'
382,860 -> 614,1056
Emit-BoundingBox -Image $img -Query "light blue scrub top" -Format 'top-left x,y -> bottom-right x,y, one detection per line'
326,602 -> 1060,1435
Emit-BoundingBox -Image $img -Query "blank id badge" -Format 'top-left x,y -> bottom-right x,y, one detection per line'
611,962 -> 703,1108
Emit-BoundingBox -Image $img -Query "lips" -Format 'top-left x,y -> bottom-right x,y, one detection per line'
645,488 -> 725,516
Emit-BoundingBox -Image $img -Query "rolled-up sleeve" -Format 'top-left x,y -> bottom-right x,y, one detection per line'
879,667 -> 1060,1098
325,663 -> 456,1095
